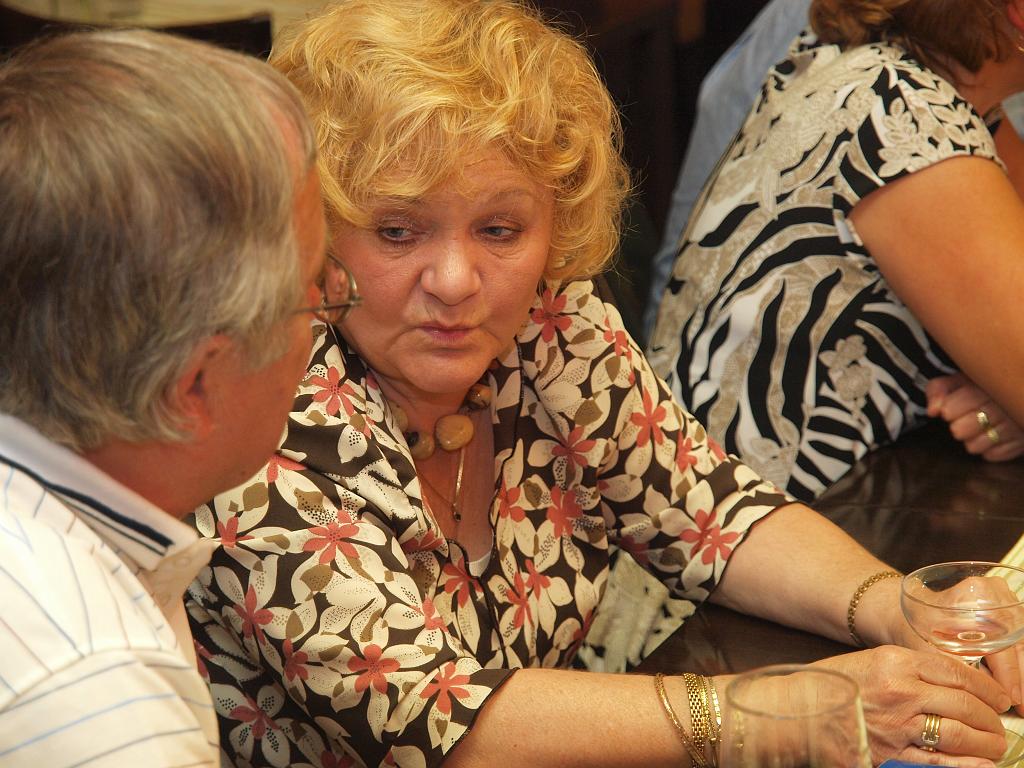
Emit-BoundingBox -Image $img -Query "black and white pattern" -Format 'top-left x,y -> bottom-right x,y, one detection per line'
648,32 -> 999,501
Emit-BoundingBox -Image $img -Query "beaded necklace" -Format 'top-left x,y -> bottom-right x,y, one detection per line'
387,383 -> 491,524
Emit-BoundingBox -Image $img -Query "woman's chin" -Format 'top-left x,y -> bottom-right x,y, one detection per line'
377,354 -> 494,402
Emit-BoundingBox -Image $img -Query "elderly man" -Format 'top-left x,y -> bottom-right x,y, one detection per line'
0,30 -> 337,766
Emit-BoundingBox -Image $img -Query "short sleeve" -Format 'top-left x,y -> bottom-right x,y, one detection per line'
833,53 -> 999,213
532,282 -> 792,604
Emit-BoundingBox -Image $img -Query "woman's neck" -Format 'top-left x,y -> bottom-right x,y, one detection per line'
376,380 -> 469,436
949,54 -> 1024,119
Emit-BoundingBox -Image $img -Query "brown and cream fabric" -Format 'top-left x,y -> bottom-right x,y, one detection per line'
186,279 -> 787,768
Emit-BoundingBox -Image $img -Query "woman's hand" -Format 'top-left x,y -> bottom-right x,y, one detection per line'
814,647 -> 1010,767
927,372 -> 1024,462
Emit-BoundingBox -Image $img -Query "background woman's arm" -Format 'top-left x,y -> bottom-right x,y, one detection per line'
848,155 -> 1024,429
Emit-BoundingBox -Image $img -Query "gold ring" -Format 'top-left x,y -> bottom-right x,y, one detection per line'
921,712 -> 941,750
977,411 -> 1001,444
977,410 -> 992,430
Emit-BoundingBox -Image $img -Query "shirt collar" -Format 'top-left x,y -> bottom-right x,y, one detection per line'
0,414 -> 211,591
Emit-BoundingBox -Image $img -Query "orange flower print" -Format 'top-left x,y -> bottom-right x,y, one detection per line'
675,436 -> 698,473
442,560 -> 482,608
602,315 -> 636,383
530,288 -> 572,343
497,482 -> 526,522
508,571 -> 533,629
421,662 -> 472,715
402,526 -> 445,555
629,388 -> 666,447
524,559 -> 550,593
348,644 -> 400,694
320,751 -> 356,768
546,486 -> 581,538
707,435 -> 727,462
283,638 -> 309,683
234,585 -> 273,643
416,598 -> 448,632
552,426 -> 597,470
228,695 -> 280,740
303,513 -> 360,565
217,515 -> 252,548
679,508 -> 740,565
266,453 -> 304,484
308,365 -> 358,417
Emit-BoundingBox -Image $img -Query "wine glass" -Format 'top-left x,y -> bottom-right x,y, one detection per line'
901,561 -> 1024,667
720,664 -> 871,767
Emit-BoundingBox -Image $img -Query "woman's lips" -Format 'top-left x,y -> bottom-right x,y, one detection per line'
419,325 -> 474,344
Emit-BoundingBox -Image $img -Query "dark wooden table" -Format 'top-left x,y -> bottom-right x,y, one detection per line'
638,421 -> 1024,675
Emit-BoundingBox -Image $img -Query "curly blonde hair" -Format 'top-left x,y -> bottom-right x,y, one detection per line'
272,0 -> 630,281
810,0 -> 1010,74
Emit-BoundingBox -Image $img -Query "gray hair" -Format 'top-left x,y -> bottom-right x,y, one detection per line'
0,29 -> 317,451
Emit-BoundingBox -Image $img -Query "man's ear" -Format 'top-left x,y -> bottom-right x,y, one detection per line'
1009,0 -> 1024,37
165,334 -> 234,440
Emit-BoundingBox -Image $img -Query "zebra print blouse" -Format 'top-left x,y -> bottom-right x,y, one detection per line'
648,32 -> 1000,501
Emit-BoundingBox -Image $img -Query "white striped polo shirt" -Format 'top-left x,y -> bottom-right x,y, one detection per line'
0,414 -> 222,767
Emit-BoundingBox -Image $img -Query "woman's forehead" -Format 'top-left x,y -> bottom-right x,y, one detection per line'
367,150 -> 550,206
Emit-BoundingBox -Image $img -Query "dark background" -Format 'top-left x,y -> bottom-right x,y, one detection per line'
536,0 -> 774,341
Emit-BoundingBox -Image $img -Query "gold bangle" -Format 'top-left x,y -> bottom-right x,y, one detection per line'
653,673 -> 708,767
703,675 -> 722,745
683,672 -> 710,749
847,570 -> 901,647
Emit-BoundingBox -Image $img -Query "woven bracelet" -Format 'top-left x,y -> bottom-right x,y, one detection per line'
847,570 -> 902,647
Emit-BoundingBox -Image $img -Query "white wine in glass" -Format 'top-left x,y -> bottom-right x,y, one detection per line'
901,561 -> 1024,666
720,665 -> 870,768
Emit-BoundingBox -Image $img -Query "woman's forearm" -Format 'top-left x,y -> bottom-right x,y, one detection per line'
447,668 -> 730,767
710,503 -> 905,647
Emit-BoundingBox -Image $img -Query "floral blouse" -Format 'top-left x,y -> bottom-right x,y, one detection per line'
647,33 -> 1000,502
187,279 -> 788,768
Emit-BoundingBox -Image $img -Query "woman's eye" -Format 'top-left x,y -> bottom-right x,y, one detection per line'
378,226 -> 412,242
481,225 -> 518,239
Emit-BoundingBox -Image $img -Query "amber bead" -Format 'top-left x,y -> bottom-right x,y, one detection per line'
435,413 -> 474,451
464,383 -> 491,410
408,430 -> 435,460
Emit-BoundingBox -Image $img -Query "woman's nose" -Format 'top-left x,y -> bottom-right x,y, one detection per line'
421,236 -> 481,305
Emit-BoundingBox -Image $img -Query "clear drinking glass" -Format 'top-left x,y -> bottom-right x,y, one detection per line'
901,561 -> 1024,667
720,664 -> 871,768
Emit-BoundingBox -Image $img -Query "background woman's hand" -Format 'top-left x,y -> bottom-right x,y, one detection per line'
814,647 -> 1010,767
927,373 -> 1024,462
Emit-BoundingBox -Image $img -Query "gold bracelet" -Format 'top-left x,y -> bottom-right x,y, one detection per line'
653,673 -> 708,767
683,672 -> 710,749
702,675 -> 722,746
847,570 -> 901,647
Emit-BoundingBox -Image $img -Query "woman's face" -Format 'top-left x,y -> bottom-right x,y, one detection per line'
331,150 -> 554,405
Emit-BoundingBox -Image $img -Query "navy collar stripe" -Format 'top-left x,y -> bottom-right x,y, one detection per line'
52,492 -> 166,557
0,453 -> 172,551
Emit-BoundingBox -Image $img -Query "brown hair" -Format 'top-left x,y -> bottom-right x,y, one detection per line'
810,0 -> 1010,74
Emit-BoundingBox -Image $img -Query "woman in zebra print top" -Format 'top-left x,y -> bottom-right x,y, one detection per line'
649,0 -> 1024,502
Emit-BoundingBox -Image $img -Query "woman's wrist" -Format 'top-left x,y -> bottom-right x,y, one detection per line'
846,572 -> 906,647
654,673 -> 733,767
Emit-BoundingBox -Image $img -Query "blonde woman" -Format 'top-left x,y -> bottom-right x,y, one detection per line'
188,2 -> 1021,767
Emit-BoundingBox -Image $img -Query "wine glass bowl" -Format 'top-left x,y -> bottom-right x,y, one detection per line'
901,561 -> 1024,665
